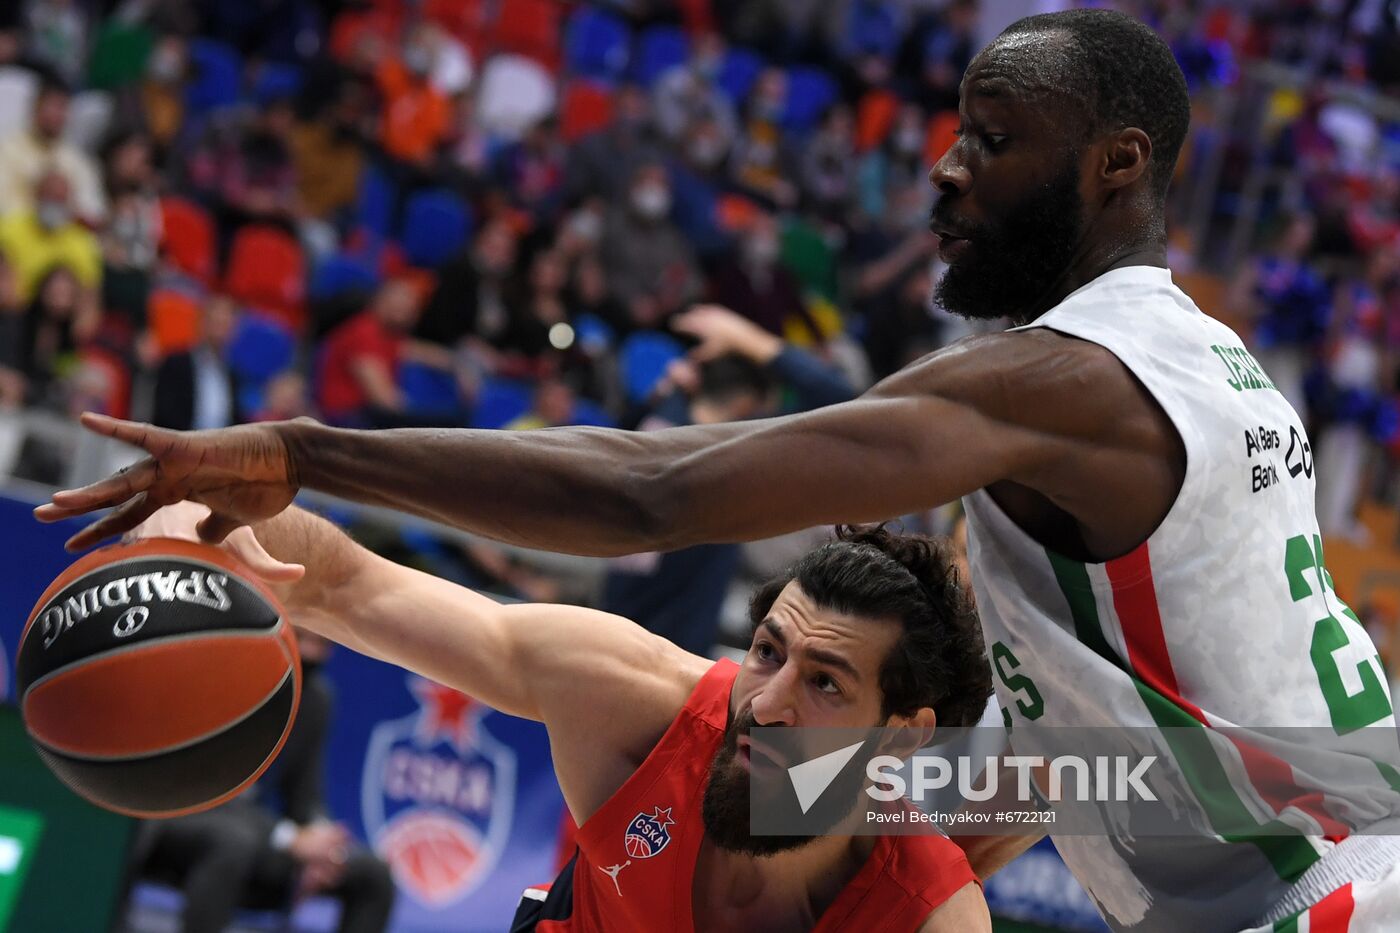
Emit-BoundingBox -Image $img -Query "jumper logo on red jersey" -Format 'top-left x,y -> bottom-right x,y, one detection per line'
624,806 -> 675,859
362,676 -> 517,906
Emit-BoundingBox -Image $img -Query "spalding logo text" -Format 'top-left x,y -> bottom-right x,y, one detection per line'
40,570 -> 233,649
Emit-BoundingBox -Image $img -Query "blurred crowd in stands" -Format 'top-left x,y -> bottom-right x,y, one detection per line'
2,0 -> 1400,652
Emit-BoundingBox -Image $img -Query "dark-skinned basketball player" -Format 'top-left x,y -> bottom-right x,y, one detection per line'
36,11 -> 1400,932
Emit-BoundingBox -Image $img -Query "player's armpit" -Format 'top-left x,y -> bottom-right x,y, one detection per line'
918,881 -> 992,933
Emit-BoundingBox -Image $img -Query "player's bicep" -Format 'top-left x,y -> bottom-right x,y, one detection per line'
502,603 -> 700,746
665,388 -> 1053,535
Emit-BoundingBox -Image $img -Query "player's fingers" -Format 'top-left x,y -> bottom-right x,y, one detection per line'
195,510 -> 245,545
225,527 -> 306,583
42,459 -> 159,517
64,493 -> 163,552
78,412 -> 182,456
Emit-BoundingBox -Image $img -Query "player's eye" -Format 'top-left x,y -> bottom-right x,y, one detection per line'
984,133 -> 1008,150
755,642 -> 778,663
813,673 -> 841,695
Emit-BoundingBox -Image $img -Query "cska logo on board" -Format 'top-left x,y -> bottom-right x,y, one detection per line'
363,676 -> 516,907
624,807 -> 675,859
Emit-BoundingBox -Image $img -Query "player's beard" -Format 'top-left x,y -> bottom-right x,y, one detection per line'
701,711 -> 871,857
932,154 -> 1087,324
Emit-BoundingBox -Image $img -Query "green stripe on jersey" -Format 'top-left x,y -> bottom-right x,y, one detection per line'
1045,550 -> 1321,882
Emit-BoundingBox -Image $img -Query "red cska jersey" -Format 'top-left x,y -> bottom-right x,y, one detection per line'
520,660 -> 978,932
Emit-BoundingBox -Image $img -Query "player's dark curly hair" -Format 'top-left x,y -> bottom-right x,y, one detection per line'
990,9 -> 1190,199
747,525 -> 993,728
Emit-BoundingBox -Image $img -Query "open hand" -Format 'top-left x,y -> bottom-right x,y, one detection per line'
33,413 -> 301,552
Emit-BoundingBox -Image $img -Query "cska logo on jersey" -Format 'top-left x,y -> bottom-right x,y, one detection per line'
362,676 -> 517,906
624,806 -> 675,859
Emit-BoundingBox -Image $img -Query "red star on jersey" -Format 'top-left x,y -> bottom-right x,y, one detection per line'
649,807 -> 674,829
411,678 -> 477,747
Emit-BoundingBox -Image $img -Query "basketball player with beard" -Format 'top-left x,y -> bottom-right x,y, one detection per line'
39,9 -> 1400,932
130,503 -> 994,931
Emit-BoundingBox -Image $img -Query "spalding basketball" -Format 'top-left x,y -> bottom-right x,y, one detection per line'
15,538 -> 301,817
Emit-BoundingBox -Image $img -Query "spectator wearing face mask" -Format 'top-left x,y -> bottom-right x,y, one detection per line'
0,71 -> 107,225
651,33 -> 737,148
141,35 -> 187,152
601,163 -> 701,329
416,215 -> 520,348
100,130 -> 161,328
799,104 -> 857,224
0,169 -> 100,304
708,211 -> 817,339
563,83 -> 667,204
374,36 -> 451,167
492,117 -> 566,223
731,68 -> 797,209
856,102 -> 929,222
668,117 -> 733,257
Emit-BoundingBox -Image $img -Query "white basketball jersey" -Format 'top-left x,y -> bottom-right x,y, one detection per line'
963,265 -> 1400,932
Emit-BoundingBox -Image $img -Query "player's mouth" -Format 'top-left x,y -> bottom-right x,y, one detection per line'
737,735 -> 787,771
930,223 -> 974,263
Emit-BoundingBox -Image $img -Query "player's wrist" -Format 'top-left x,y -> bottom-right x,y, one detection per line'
270,416 -> 325,492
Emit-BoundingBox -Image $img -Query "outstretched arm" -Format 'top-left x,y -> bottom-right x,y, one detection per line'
140,501 -> 704,820
38,329 -> 1168,558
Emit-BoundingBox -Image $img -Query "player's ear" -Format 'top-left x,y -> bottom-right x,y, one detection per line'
1100,127 -> 1151,191
876,708 -> 936,759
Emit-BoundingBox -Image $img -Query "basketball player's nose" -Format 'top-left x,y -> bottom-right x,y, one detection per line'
929,148 -> 970,196
750,669 -> 799,726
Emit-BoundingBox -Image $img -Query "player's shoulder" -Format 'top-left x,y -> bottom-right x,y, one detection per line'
888,328 -> 1135,428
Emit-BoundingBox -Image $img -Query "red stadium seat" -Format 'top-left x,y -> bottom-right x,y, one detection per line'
148,289 -> 201,356
487,0 -> 562,70
855,89 -> 899,152
425,0 -> 489,49
925,110 -> 959,165
223,225 -> 307,334
158,197 -> 217,286
560,81 -> 614,142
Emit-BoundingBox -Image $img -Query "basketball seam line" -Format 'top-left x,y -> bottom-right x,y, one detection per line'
19,616 -> 287,700
27,661 -> 295,763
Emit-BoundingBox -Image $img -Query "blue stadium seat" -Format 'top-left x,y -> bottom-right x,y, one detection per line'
225,313 -> 296,384
355,163 -> 397,237
620,332 -> 684,404
471,378 -> 535,429
782,67 -> 838,134
633,25 -> 689,86
309,254 -> 381,301
573,312 -> 616,353
563,7 -> 631,81
570,398 -> 616,428
185,39 -> 242,114
400,189 -> 472,269
250,62 -> 303,105
717,47 -> 764,108
398,361 -> 461,415
237,383 -> 265,418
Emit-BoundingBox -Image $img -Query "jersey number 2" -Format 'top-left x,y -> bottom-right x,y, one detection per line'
1284,534 -> 1392,734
